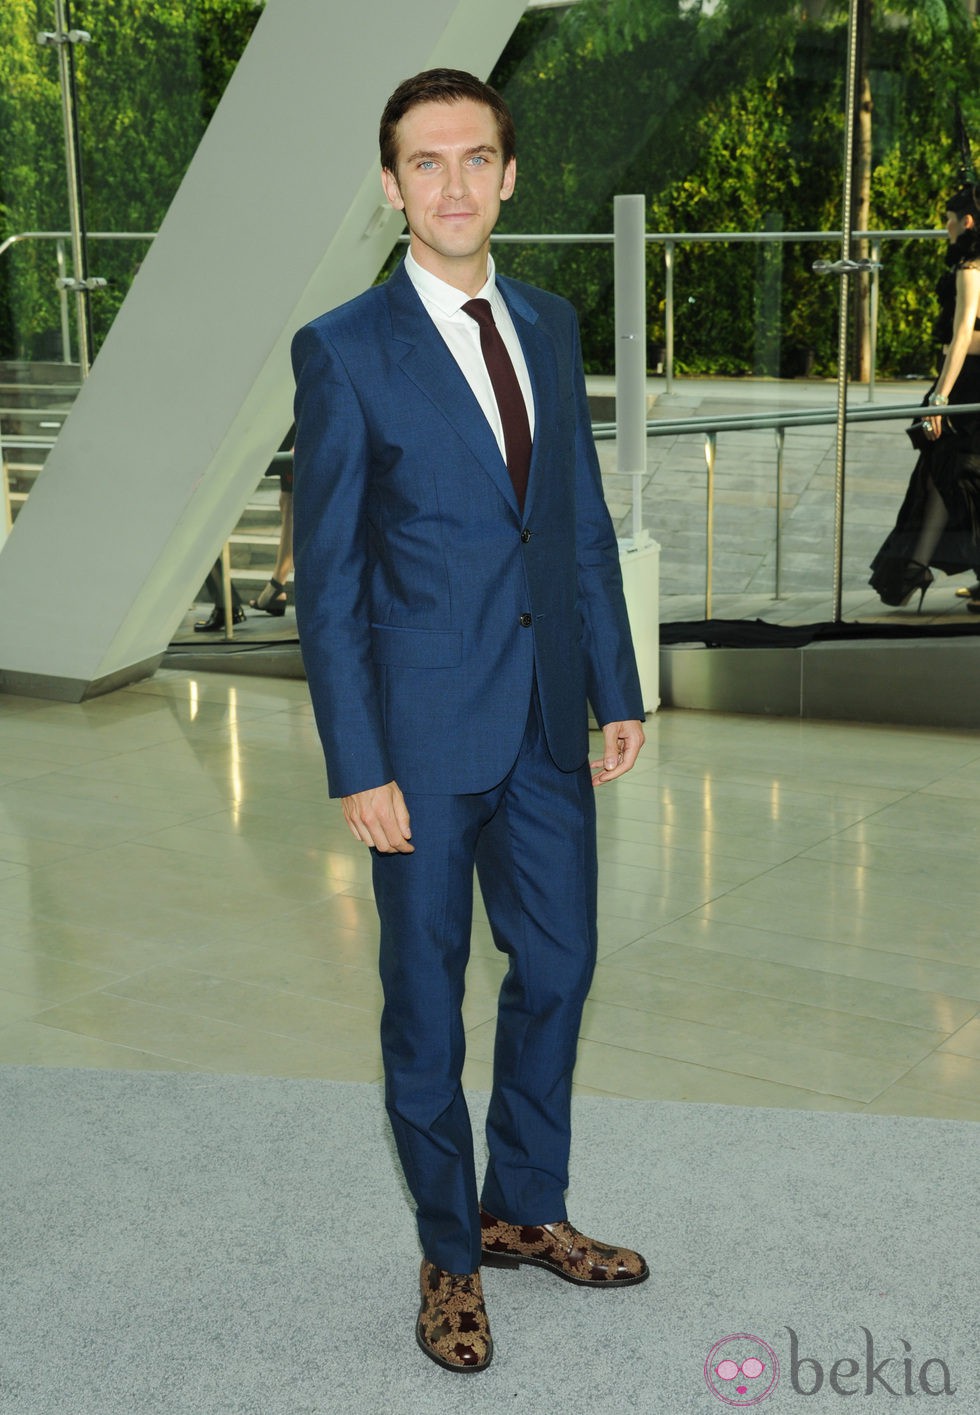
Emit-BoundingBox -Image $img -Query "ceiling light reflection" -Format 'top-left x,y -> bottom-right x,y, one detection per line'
228,686 -> 244,820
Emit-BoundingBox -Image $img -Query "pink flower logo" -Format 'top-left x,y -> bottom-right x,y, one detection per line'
705,1334 -> 780,1406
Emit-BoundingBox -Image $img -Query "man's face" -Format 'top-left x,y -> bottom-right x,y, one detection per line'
381,98 -> 516,289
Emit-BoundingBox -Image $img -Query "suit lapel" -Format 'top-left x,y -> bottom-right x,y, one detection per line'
385,264 -> 560,519
499,277 -> 558,519
385,263 -> 519,514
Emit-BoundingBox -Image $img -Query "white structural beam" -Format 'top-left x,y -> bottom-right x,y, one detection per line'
0,0 -> 526,699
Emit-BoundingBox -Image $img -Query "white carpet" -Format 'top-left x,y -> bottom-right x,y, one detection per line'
1,1067 -> 976,1414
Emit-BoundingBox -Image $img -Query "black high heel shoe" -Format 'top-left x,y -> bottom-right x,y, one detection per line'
248,577 -> 287,616
194,605 -> 246,632
891,560 -> 934,612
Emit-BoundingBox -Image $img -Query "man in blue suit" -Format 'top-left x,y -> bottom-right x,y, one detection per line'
292,69 -> 648,1374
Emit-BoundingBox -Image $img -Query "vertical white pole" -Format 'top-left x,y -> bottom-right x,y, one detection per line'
0,440 -> 11,546
614,194 -> 648,546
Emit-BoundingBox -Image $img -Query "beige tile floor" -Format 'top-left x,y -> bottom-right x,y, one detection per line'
1,668 -> 979,1123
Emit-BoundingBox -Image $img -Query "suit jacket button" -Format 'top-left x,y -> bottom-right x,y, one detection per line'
521,528 -> 532,543
519,613 -> 532,628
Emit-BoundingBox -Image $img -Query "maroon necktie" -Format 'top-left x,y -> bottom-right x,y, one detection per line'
462,298 -> 531,511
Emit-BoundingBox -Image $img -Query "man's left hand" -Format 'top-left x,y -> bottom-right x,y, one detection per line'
590,719 -> 645,785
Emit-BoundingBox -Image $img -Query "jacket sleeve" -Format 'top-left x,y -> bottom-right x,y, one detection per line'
291,322 -> 394,797
567,308 -> 644,726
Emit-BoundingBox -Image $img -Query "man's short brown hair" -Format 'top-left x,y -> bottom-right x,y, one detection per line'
379,68 -> 516,175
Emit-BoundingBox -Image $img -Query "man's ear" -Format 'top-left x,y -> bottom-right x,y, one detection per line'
381,166 -> 405,212
500,156 -> 517,203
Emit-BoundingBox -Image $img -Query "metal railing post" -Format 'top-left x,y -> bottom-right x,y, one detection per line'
664,239 -> 675,394
55,239 -> 73,364
39,5 -> 97,377
704,431 -> 716,620
829,0 -> 861,624
868,236 -> 881,401
220,542 -> 235,641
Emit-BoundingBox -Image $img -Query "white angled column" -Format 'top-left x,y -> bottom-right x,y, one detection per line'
614,193 -> 648,546
0,0 -> 526,699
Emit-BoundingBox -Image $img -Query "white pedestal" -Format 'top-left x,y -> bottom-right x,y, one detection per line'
618,531 -> 660,714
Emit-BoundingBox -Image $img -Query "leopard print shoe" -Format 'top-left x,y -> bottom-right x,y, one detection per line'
480,1209 -> 649,1287
416,1261 -> 493,1373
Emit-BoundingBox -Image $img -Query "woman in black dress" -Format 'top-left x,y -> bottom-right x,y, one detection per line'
870,184 -> 980,611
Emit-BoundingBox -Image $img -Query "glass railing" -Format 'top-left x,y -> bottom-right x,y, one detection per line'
595,397 -> 980,622
3,223 -> 946,378
491,228 -> 948,396
0,232 -> 156,366
0,223 -> 957,630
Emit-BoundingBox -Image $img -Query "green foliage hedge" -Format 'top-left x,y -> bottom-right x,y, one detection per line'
0,0 -> 261,360
489,0 -> 980,378
3,0 -> 980,377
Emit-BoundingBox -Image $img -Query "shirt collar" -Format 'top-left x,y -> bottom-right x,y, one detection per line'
405,249 -> 496,317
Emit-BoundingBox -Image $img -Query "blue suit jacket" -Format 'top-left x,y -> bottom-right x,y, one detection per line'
291,261 -> 642,798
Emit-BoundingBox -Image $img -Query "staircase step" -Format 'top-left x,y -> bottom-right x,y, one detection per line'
0,364 -> 81,411
0,410 -> 71,424
0,359 -> 82,385
229,531 -> 281,547
1,364 -> 294,584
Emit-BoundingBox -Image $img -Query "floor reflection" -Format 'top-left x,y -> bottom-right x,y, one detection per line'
0,668 -> 978,1121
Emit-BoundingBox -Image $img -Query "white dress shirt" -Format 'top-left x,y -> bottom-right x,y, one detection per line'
404,249 -> 536,460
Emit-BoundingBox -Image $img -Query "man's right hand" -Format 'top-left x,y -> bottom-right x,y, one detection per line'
342,781 -> 414,853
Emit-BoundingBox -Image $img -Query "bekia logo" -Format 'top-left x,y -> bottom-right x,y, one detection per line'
704,1334 -> 780,1407
786,1327 -> 956,1397
704,1328 -> 957,1404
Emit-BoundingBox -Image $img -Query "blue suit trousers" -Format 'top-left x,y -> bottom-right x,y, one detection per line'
372,688 -> 598,1274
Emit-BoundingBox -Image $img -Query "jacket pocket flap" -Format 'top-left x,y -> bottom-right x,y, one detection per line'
370,624 -> 463,668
